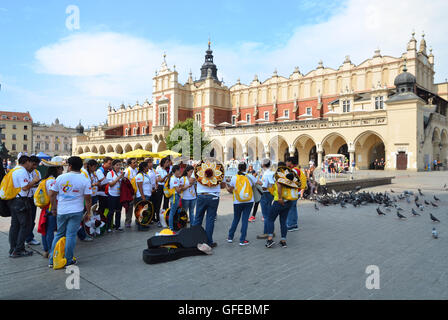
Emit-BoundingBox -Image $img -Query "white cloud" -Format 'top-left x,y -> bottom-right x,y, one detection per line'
30,0 -> 448,127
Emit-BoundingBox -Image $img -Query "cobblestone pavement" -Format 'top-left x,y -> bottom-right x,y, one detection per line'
1,171 -> 447,300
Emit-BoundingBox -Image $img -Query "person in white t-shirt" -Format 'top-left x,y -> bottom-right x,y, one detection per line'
36,162 -> 64,258
105,159 -> 125,232
225,162 -> 256,246
180,165 -> 196,223
95,157 -> 113,219
25,156 -> 42,246
166,165 -> 183,232
8,155 -> 41,258
135,161 -> 154,202
48,156 -> 92,267
153,157 -> 171,224
123,158 -> 138,228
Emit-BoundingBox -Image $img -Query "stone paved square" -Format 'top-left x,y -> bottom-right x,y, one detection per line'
1,170 -> 447,300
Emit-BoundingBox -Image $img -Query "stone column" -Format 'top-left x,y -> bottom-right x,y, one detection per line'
349,151 -> 355,172
289,144 -> 295,157
317,151 -> 323,169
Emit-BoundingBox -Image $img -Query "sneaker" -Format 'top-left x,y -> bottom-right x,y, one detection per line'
279,240 -> 287,248
116,227 -> 124,232
65,258 -> 77,268
265,239 -> 275,248
10,250 -> 33,258
107,229 -> 112,233
48,263 -> 53,268
239,240 -> 249,246
248,216 -> 255,222
287,226 -> 299,232
43,251 -> 49,259
157,222 -> 162,228
82,236 -> 94,242
257,234 -> 268,239
27,239 -> 40,245
227,239 -> 233,243
261,217 -> 264,222
210,242 -> 218,248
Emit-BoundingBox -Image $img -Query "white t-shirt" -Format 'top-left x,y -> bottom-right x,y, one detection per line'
181,176 -> 196,200
156,166 -> 168,186
30,169 -> 41,194
106,170 -> 122,197
135,172 -> 153,198
45,177 -> 56,193
50,172 -> 92,215
229,174 -> 257,204
12,166 -> 33,198
96,167 -> 108,197
261,169 -> 275,190
169,176 -> 181,191
82,170 -> 99,197
124,167 -> 138,180
193,172 -> 221,197
148,168 -> 157,189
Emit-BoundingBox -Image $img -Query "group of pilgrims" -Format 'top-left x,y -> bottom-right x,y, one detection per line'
2,153 -> 307,266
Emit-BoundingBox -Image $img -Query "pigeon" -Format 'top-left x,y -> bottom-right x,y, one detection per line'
390,189 -> 395,193
406,197 -> 411,204
314,203 -> 319,211
430,213 -> 440,223
424,200 -> 430,205
415,195 -> 419,202
340,201 -> 346,208
376,207 -> 386,216
411,208 -> 420,216
434,195 -> 440,201
397,211 -> 407,219
431,201 -> 438,208
396,206 -> 404,211
432,228 -> 439,239
444,184 -> 447,189
418,189 -> 424,196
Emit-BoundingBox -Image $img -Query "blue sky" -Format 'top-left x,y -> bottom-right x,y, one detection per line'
0,0 -> 447,127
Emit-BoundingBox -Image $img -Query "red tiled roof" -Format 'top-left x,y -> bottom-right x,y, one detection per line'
0,111 -> 33,122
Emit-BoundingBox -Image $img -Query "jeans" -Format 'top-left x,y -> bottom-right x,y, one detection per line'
286,200 -> 298,228
49,211 -> 84,264
259,192 -> 273,234
267,200 -> 293,240
98,195 -> 108,216
169,194 -> 180,231
192,194 -> 219,245
8,198 -> 33,254
228,202 -> 254,243
107,196 -> 122,229
182,199 -> 196,223
42,214 -> 57,252
26,202 -> 37,243
251,201 -> 260,217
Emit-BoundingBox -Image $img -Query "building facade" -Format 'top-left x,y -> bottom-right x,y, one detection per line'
73,33 -> 448,171
0,111 -> 33,158
33,118 -> 77,156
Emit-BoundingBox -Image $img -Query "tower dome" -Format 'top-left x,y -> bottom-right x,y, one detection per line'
76,121 -> 84,134
198,41 -> 220,82
394,63 -> 416,94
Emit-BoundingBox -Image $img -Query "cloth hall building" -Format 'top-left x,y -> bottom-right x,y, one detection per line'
72,33 -> 448,171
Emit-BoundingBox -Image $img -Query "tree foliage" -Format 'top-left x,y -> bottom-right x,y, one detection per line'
165,119 -> 211,158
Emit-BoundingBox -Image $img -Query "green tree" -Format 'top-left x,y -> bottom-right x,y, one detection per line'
165,119 -> 211,159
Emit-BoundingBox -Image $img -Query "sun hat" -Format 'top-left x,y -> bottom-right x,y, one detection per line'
41,156 -> 67,167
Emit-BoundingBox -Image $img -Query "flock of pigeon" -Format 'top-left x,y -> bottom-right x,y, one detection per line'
314,186 -> 442,239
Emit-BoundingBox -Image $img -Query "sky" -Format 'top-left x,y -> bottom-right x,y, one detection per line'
0,0 -> 447,128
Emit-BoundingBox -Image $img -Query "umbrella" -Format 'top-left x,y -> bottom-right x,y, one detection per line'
36,152 -> 51,160
119,149 -> 157,159
79,152 -> 104,159
103,152 -> 122,159
157,150 -> 182,158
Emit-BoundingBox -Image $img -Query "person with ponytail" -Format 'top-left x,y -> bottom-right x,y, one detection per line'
135,161 -> 154,203
154,157 -> 171,225
165,165 -> 183,232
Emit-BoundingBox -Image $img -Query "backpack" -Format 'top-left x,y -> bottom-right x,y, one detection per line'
163,176 -> 175,199
104,170 -> 114,196
130,173 -> 141,195
0,167 -> 22,200
34,177 -> 54,208
272,183 -> 299,201
52,236 -> 67,270
233,174 -> 253,202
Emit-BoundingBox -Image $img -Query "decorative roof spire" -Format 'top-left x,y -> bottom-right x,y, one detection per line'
419,31 -> 427,55
199,40 -> 219,82
403,58 -> 408,72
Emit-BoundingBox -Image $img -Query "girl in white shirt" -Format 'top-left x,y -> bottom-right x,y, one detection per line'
180,165 -> 196,223
135,162 -> 153,202
106,159 -> 125,232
